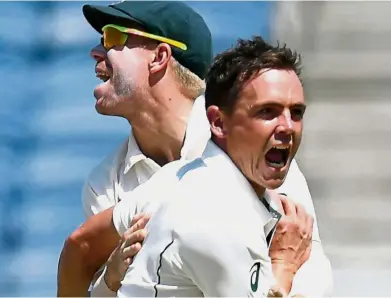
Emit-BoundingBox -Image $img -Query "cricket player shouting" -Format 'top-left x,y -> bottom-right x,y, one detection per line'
113,36 -> 313,297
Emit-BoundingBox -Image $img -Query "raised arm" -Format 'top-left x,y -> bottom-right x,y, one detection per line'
58,179 -> 153,297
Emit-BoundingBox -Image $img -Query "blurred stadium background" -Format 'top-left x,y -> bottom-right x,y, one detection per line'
1,1 -> 390,296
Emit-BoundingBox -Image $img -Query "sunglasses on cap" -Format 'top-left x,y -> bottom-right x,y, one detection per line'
101,24 -> 188,51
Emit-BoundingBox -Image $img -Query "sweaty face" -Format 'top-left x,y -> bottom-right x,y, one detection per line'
223,69 -> 305,191
90,35 -> 151,117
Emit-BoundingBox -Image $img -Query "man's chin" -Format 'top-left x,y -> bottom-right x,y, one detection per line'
261,170 -> 288,190
250,175 -> 285,193
95,103 -> 113,116
264,178 -> 285,190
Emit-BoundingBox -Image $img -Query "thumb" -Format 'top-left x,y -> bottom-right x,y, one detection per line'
267,190 -> 284,214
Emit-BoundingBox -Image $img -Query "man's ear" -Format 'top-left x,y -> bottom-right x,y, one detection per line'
206,105 -> 227,140
149,43 -> 172,74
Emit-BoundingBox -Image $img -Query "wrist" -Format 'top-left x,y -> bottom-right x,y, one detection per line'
272,262 -> 296,295
271,260 -> 297,274
268,285 -> 287,297
104,270 -> 121,292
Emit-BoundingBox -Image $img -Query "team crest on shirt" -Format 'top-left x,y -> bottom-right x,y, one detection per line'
249,259 -> 278,297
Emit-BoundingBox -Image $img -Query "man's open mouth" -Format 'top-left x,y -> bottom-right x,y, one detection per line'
96,71 -> 110,82
265,144 -> 290,169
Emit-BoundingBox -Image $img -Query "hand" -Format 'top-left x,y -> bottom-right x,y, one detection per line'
104,213 -> 150,292
268,193 -> 313,294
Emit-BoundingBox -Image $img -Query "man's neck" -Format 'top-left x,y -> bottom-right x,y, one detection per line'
130,95 -> 195,167
251,182 -> 266,199
212,139 -> 267,199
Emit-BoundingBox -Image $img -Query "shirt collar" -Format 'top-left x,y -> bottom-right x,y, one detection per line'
202,141 -> 279,234
123,130 -> 148,174
123,95 -> 211,175
262,191 -> 282,239
179,95 -> 211,160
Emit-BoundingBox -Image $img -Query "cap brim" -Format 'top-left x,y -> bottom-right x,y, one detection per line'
83,4 -> 143,34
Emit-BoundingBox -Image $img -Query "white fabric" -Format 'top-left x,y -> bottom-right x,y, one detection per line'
84,95 -> 332,297
117,141 -> 278,297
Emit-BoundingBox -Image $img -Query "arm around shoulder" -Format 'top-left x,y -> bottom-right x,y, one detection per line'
57,207 -> 120,297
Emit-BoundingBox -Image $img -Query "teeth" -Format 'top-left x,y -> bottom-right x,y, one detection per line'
96,72 -> 110,82
267,161 -> 285,169
272,144 -> 290,150
96,72 -> 110,77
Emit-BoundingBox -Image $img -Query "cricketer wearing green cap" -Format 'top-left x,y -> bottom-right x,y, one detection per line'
57,1 -> 215,297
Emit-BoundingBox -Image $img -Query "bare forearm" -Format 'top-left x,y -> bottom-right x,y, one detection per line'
57,208 -> 120,297
57,237 -> 96,297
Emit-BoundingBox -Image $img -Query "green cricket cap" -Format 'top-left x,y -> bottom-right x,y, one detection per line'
83,1 -> 212,79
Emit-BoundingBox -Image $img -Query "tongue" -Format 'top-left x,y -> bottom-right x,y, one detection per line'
265,148 -> 283,163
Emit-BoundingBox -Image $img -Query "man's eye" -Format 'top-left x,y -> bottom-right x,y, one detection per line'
257,107 -> 277,120
259,108 -> 272,115
291,108 -> 305,120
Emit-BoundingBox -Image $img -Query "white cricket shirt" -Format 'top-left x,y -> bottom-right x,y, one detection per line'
86,95 -> 332,296
116,141 -> 280,297
82,95 -> 210,218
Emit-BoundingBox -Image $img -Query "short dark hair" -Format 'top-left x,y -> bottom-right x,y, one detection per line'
205,36 -> 302,114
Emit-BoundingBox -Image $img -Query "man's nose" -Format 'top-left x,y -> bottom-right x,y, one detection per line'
276,111 -> 294,135
90,43 -> 106,62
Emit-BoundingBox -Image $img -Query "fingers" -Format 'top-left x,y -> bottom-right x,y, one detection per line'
122,242 -> 142,259
130,212 -> 145,226
269,191 -> 285,215
272,193 -> 312,237
280,195 -> 296,217
124,214 -> 151,238
295,203 -> 306,218
118,215 -> 149,263
305,214 -> 314,238
303,240 -> 313,263
121,229 -> 147,250
130,212 -> 151,227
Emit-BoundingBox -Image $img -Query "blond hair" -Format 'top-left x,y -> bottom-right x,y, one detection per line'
170,58 -> 205,100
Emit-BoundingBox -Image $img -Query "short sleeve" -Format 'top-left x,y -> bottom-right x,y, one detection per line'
112,160 -> 188,236
112,194 -> 137,236
82,179 -> 116,219
81,142 -> 126,219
